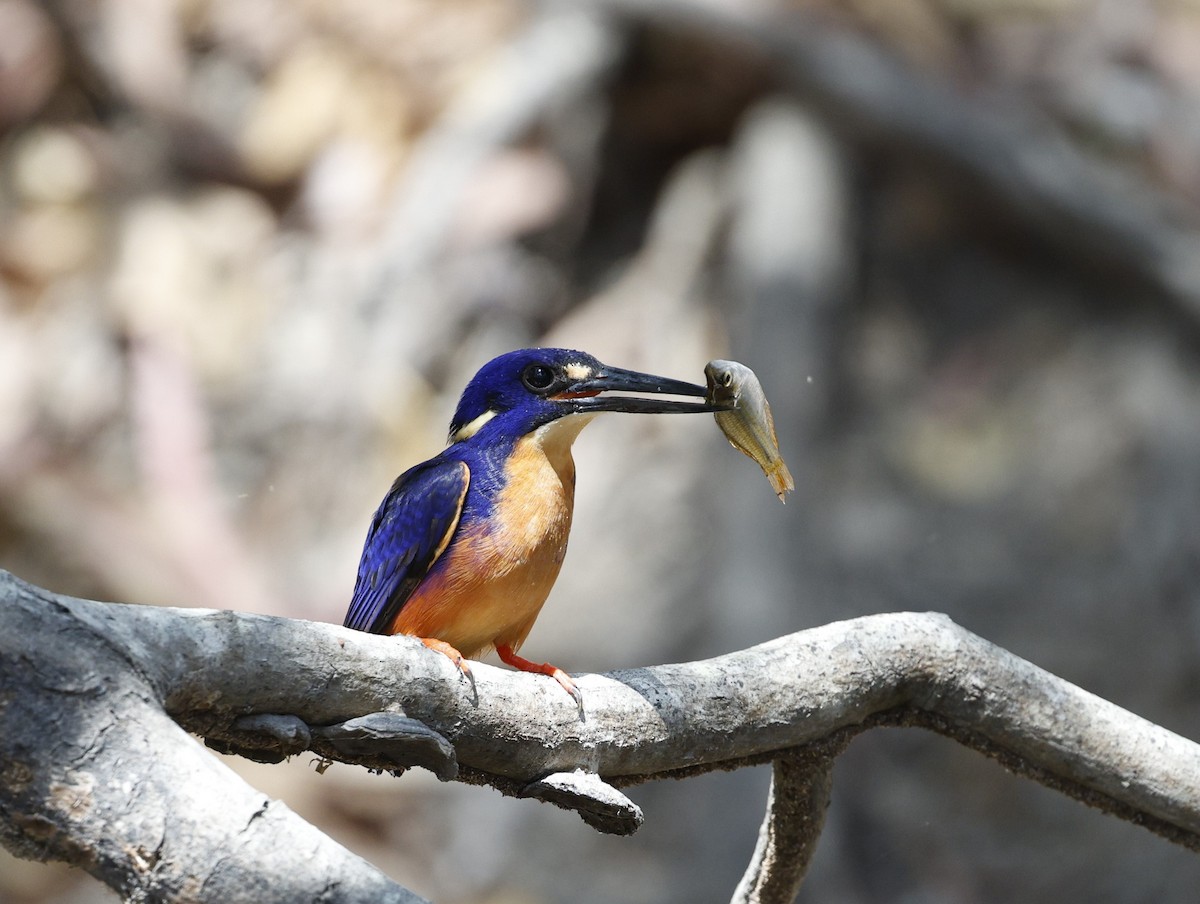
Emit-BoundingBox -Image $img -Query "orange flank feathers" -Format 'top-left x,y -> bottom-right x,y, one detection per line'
389,414 -> 593,659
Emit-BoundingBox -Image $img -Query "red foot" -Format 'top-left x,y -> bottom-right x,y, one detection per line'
496,643 -> 582,709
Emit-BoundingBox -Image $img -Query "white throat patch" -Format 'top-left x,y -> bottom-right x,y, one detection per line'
533,412 -> 597,473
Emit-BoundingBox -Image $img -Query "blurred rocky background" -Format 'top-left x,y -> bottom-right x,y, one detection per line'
3,0 -> 1200,901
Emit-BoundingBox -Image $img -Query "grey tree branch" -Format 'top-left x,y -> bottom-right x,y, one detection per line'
0,572 -> 427,904
731,752 -> 838,904
3,569 -> 1200,904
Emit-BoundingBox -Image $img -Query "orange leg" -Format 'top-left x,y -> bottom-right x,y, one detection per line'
419,637 -> 475,691
496,643 -> 581,709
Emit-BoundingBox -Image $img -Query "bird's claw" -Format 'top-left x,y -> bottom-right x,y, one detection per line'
419,636 -> 478,702
496,644 -> 584,717
552,668 -> 584,716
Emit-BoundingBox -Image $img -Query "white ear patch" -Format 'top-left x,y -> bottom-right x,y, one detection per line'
564,362 -> 593,381
451,409 -> 497,442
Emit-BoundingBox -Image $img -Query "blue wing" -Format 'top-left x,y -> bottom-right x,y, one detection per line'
343,458 -> 470,634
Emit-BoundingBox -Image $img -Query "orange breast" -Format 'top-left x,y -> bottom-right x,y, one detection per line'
390,415 -> 592,657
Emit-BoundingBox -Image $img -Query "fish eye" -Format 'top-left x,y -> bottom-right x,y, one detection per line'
522,363 -> 556,392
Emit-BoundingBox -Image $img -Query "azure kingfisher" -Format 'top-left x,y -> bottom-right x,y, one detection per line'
343,347 -> 725,705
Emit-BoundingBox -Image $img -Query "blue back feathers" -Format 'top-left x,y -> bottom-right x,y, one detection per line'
346,347 -> 596,633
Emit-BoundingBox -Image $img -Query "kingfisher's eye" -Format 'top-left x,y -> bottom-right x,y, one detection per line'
522,364 -> 556,391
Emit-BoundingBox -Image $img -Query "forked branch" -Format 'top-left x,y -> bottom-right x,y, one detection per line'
2,571 -> 1198,903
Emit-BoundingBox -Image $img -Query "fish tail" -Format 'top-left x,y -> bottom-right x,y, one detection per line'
766,459 -> 795,502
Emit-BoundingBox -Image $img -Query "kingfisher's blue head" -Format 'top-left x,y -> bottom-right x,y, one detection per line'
447,348 -> 721,445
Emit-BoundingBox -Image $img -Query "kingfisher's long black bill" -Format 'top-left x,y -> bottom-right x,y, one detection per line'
565,364 -> 730,414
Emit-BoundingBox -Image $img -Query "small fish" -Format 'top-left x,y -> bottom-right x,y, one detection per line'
705,359 -> 795,502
